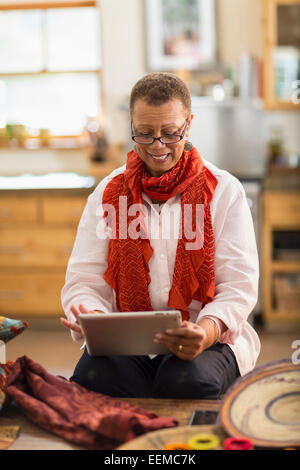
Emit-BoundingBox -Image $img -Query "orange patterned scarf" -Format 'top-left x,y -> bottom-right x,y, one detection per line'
102,146 -> 218,321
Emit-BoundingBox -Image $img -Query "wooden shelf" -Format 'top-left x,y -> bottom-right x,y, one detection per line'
265,309 -> 300,321
262,0 -> 300,111
263,101 -> 300,111
272,260 -> 300,272
262,189 -> 300,325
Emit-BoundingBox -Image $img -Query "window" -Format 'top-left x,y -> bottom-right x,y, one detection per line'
0,1 -> 102,144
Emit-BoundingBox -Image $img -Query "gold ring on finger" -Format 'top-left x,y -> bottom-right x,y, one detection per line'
178,344 -> 183,352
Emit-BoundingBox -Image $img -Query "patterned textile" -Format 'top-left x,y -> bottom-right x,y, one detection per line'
0,316 -> 28,344
0,426 -> 20,450
0,361 -> 14,410
102,147 -> 218,321
4,356 -> 178,450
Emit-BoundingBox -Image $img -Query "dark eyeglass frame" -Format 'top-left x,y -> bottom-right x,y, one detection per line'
131,119 -> 189,145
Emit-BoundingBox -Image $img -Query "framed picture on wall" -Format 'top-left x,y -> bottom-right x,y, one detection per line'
145,0 -> 216,71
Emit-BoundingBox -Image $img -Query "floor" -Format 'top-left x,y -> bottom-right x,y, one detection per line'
1,397 -> 222,450
2,315 -> 300,450
4,316 -> 300,378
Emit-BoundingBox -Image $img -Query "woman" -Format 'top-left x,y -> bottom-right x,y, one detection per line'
61,72 -> 260,399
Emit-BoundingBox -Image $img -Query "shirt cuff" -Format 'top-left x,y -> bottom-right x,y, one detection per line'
196,306 -> 246,345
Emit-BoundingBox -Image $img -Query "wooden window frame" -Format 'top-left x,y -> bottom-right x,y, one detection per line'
0,0 -> 104,142
0,1 -> 96,11
262,0 -> 300,110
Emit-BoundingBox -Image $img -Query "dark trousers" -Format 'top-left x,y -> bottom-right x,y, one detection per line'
70,343 -> 240,399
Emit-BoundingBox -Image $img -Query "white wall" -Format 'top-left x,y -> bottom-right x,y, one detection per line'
99,0 -> 147,143
217,0 -> 262,67
0,0 -> 264,145
100,0 -> 264,144
2,0 -> 299,174
0,148 -> 90,175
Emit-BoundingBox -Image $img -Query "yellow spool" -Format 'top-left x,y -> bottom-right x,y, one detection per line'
188,433 -> 219,450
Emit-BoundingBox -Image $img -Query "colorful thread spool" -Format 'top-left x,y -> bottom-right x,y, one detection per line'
188,433 -> 220,450
164,442 -> 191,450
223,437 -> 253,450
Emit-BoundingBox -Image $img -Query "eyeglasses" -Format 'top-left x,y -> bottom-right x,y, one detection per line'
131,119 -> 189,145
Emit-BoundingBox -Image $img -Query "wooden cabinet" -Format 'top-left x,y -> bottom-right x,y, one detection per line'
0,197 -> 39,224
0,272 -> 66,316
42,196 -> 87,225
262,190 -> 300,324
0,190 -> 93,317
262,0 -> 300,110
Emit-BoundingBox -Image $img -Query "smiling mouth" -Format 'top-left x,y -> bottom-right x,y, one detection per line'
149,153 -> 170,161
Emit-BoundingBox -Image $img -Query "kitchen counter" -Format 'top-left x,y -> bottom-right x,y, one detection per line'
0,187 -> 96,197
0,186 -> 97,197
0,172 -> 96,191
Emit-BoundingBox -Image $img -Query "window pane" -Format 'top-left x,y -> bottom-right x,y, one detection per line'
1,73 -> 100,135
274,46 -> 299,100
47,7 -> 101,71
0,10 -> 43,72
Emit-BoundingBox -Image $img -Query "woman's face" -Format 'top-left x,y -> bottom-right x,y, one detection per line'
131,98 -> 193,177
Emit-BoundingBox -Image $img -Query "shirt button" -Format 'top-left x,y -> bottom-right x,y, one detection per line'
163,287 -> 169,294
159,253 -> 165,260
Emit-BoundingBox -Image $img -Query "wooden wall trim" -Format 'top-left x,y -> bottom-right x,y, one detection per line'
0,1 -> 96,10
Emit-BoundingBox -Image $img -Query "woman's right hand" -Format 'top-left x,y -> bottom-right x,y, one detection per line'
60,303 -> 104,336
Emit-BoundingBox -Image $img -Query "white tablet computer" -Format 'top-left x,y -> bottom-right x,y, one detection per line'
78,310 -> 182,356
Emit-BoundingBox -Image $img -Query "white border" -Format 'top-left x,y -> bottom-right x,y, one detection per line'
145,0 -> 216,71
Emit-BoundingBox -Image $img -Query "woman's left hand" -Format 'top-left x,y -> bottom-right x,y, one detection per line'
153,319 -> 216,361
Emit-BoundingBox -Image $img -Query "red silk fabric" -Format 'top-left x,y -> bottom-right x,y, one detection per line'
4,355 -> 178,450
102,147 -> 218,321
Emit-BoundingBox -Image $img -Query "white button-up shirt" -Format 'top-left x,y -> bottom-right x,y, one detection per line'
61,158 -> 261,376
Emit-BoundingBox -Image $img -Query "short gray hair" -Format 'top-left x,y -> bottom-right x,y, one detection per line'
130,72 -> 191,115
